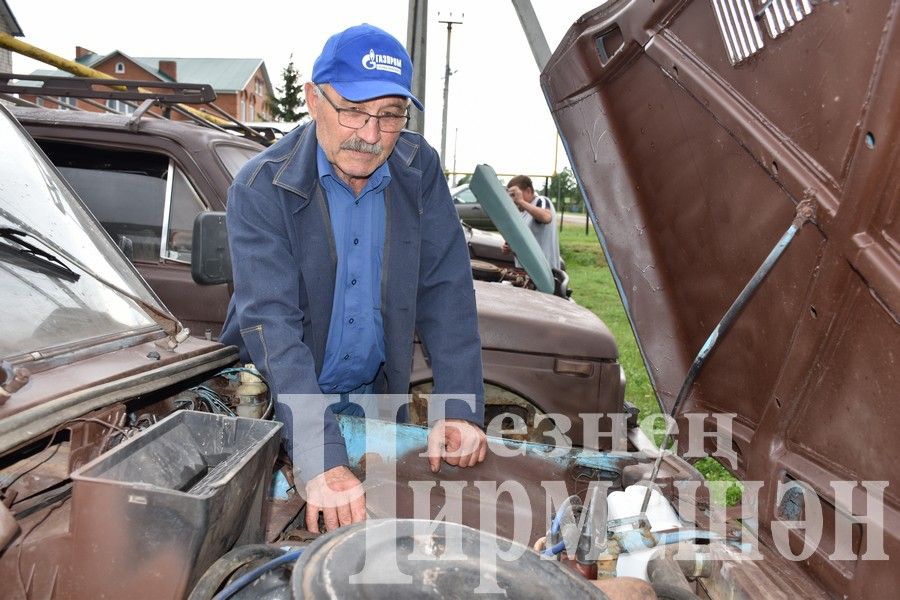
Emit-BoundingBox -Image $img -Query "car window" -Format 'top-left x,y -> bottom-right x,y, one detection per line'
453,188 -> 478,204
38,141 -> 206,264
215,143 -> 260,178
164,165 -> 206,264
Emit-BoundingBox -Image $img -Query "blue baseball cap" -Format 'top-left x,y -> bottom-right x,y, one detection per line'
312,23 -> 423,110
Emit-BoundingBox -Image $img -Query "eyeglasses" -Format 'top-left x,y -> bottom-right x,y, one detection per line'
315,84 -> 409,133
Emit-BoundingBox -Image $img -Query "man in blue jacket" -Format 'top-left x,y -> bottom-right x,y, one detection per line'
219,24 -> 486,533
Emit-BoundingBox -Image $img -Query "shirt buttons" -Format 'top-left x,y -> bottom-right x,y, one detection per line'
353,238 -> 359,245
348,318 -> 354,324
354,200 -> 359,206
351,279 -> 357,286
343,354 -> 350,360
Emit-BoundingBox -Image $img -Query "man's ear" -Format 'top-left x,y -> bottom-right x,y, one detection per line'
304,82 -> 318,119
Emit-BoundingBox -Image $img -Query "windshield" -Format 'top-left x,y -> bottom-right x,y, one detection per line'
0,107 -> 160,360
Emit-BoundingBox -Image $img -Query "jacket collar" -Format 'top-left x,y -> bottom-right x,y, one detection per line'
272,121 -> 320,198
273,122 -> 422,201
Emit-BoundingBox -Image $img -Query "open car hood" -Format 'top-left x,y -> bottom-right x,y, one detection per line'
544,1 -> 898,595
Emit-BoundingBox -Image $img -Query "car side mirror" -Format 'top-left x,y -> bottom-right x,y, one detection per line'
191,211 -> 232,285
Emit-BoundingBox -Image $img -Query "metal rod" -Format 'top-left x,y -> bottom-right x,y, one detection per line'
202,100 -> 269,144
406,0 -> 428,134
638,200 -> 815,519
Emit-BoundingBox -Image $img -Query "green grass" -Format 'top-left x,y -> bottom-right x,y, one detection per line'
560,222 -> 741,505
560,224 -> 656,420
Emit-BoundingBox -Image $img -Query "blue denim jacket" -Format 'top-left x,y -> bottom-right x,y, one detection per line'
219,122 -> 484,480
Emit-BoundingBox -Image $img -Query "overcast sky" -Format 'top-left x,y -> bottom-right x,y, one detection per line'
9,0 -> 603,179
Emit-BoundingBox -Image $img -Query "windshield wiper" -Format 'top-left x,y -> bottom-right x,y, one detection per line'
0,227 -> 80,283
0,226 -> 188,346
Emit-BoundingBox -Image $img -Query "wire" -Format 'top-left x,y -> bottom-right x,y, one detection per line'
191,385 -> 236,417
211,547 -> 304,600
2,417 -> 132,494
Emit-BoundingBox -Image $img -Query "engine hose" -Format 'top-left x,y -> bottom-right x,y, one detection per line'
543,540 -> 567,557
211,547 -> 304,600
187,544 -> 284,600
550,495 -> 580,538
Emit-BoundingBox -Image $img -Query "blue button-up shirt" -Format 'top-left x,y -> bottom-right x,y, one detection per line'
316,147 -> 388,393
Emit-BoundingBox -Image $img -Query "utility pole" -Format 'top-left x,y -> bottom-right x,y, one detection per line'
405,0 -> 428,134
452,127 -> 459,185
438,12 -> 463,173
510,0 -> 551,71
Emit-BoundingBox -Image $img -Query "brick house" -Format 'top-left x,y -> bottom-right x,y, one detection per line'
0,0 -> 23,74
22,47 -> 273,122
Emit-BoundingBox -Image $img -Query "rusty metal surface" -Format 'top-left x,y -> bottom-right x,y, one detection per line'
474,281 -> 617,359
544,1 -> 899,598
0,335 -> 227,420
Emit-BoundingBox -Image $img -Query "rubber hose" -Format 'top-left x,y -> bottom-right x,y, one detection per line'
187,544 -> 284,600
212,548 -> 303,600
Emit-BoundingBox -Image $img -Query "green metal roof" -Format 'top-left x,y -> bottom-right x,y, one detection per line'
30,52 -> 271,94
136,57 -> 266,92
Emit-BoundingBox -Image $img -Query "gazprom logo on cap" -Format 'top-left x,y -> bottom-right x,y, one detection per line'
361,49 -> 402,75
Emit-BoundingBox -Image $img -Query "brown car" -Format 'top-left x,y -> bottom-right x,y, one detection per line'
0,101 -> 694,599
2,0 -> 896,594
544,0 -> 899,597
7,87 -> 614,448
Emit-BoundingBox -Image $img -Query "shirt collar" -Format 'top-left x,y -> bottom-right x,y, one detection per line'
317,145 -> 392,198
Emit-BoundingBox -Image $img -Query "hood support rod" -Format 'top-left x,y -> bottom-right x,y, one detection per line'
639,197 -> 816,521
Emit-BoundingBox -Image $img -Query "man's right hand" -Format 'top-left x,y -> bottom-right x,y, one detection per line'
304,465 -> 366,533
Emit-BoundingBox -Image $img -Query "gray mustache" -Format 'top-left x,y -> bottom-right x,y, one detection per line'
340,137 -> 383,155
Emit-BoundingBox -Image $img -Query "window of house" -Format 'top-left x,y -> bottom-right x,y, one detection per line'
57,96 -> 77,110
249,102 -> 255,122
35,141 -> 206,264
105,98 -> 136,115
240,99 -> 246,122
35,97 -> 44,107
255,79 -> 261,95
115,62 -> 125,74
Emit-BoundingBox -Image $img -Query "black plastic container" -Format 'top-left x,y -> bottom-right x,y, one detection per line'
67,410 -> 281,599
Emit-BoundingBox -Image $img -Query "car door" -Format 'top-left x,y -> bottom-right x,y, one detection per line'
34,138 -> 233,338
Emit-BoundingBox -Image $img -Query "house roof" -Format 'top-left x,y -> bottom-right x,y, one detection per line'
0,0 -> 23,36
29,51 -> 272,95
137,57 -> 268,92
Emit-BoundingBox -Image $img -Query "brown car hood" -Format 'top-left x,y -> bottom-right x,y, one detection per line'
544,1 -> 898,595
474,281 -> 617,360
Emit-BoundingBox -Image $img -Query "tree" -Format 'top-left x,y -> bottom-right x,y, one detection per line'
547,168 -> 584,211
268,56 -> 308,122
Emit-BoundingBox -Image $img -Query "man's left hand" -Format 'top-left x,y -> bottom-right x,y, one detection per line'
426,419 -> 487,473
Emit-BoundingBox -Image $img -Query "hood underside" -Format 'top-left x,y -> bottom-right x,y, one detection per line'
544,1 -> 898,596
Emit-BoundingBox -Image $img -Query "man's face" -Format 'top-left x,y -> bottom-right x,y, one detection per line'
307,82 -> 406,193
507,185 -> 525,210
